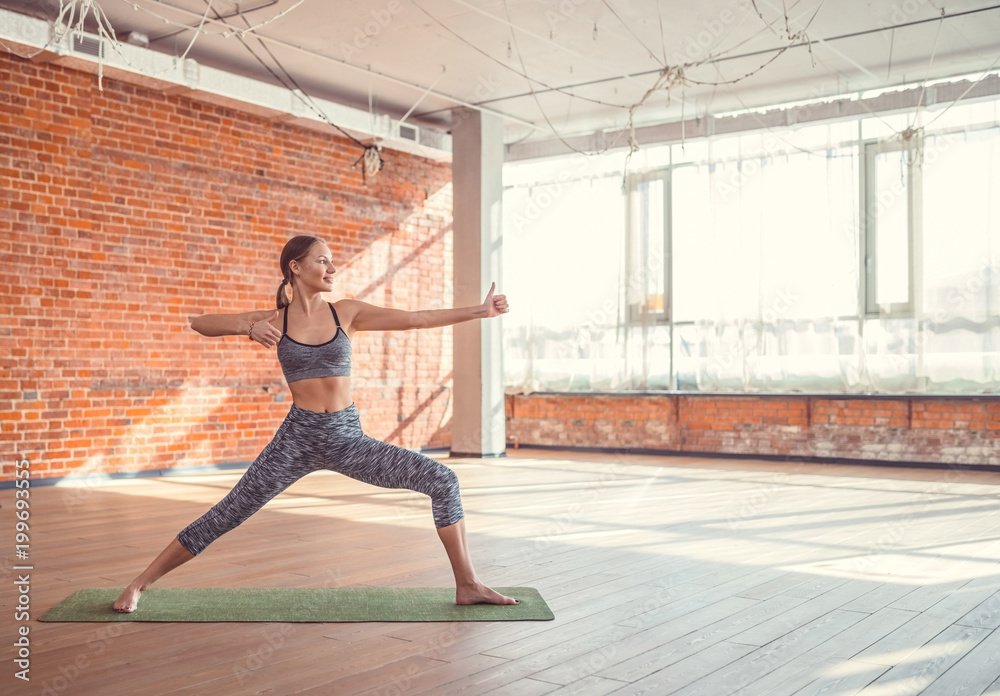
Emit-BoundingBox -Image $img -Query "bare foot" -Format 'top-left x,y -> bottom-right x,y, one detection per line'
456,582 -> 519,605
113,581 -> 146,613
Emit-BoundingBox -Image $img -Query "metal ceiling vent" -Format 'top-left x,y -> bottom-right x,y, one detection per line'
72,33 -> 103,58
397,123 -> 418,142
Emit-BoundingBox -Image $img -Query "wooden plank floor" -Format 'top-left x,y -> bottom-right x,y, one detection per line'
4,449 -> 1000,696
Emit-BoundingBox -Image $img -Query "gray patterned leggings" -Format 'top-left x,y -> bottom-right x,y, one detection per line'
176,403 -> 464,556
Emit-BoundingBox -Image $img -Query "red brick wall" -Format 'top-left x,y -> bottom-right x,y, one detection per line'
506,394 -> 1000,467
0,53 -> 454,482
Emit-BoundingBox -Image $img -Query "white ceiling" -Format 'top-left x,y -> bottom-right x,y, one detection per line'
5,0 -> 1000,146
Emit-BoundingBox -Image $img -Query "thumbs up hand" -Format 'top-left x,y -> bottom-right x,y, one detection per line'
482,282 -> 509,319
249,309 -> 282,348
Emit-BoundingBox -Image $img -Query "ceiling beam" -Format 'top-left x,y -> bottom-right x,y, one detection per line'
504,72 -> 1000,161
482,3 -> 1000,108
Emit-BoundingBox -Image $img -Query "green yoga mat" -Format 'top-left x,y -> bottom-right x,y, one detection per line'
39,587 -> 554,623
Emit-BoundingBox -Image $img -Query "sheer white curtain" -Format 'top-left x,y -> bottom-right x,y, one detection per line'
898,126 -> 1000,391
503,159 -> 626,393
502,112 -> 1000,395
671,129 -> 861,392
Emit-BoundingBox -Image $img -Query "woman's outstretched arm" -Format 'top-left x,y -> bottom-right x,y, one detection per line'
341,282 -> 508,333
189,308 -> 280,340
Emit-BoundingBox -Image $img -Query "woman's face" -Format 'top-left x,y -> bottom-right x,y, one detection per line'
293,243 -> 336,290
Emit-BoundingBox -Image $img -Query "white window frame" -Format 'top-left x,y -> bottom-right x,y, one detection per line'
862,136 -> 923,318
624,167 -> 672,327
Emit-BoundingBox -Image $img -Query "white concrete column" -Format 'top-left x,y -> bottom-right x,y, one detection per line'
450,107 -> 505,458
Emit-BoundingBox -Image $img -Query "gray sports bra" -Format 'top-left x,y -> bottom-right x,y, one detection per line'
276,303 -> 352,382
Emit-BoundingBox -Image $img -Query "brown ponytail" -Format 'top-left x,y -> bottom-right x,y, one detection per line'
275,278 -> 291,309
275,235 -> 325,309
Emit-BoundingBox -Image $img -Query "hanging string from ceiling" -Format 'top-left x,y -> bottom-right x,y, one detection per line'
0,0 -> 144,88
0,0 -> 96,60
0,0 -> 383,183
739,3 -> 999,163
409,0 -> 636,110
222,1 -> 384,182
490,0 -> 827,176
598,0 -> 666,68
6,0 -> 997,184
489,0 -> 999,180
129,0 -> 306,38
419,0 -> 828,173
0,0 -> 305,88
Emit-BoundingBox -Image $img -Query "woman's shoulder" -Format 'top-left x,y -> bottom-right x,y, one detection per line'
331,298 -> 362,334
331,298 -> 361,315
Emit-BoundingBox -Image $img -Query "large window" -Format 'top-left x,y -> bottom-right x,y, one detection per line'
651,136 -> 860,392
502,106 -> 1000,395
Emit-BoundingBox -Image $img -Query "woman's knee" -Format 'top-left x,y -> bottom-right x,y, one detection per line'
430,468 -> 464,528
415,459 -> 459,499
176,527 -> 208,556
175,480 -> 285,556
435,462 -> 460,489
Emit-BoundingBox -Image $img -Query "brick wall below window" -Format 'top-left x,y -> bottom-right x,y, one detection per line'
506,393 -> 1000,467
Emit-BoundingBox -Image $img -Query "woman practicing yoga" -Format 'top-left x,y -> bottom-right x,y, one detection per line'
114,235 -> 518,612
